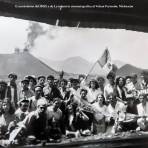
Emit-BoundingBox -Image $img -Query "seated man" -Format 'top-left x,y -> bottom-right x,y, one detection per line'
106,93 -> 126,133
9,99 -> 48,143
15,99 -> 29,122
46,98 -> 63,140
137,94 -> 148,131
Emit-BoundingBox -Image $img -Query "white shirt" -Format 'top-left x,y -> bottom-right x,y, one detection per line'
137,102 -> 148,116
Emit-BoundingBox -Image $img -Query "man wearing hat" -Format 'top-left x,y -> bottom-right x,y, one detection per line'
43,75 -> 62,101
18,78 -> 34,101
37,75 -> 46,88
7,73 -> 18,109
10,99 -> 48,141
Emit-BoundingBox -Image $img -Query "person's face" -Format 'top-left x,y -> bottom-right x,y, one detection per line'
21,82 -> 29,89
9,76 -> 16,83
35,87 -> 42,96
139,95 -> 146,104
37,104 -> 47,115
109,94 -> 117,106
2,102 -> 10,113
108,77 -> 114,84
98,78 -> 104,86
20,102 -> 29,112
47,79 -> 54,86
29,79 -> 35,86
80,90 -> 87,99
90,81 -> 96,89
126,78 -> 131,84
97,95 -> 104,105
60,81 -> 65,88
53,100 -> 60,109
72,82 -> 78,88
118,78 -> 124,87
38,78 -> 45,85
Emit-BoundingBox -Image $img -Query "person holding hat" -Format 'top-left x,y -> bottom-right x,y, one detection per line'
104,71 -> 116,101
7,73 -> 18,109
37,75 -> 46,88
18,78 -> 34,102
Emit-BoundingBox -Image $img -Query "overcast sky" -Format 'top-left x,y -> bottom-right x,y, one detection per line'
0,16 -> 148,69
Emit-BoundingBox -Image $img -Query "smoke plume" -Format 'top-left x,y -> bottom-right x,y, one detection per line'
25,22 -> 47,50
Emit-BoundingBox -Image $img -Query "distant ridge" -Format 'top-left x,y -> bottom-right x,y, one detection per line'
116,64 -> 143,76
0,52 -> 59,79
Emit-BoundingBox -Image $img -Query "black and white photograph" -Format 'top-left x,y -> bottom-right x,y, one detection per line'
0,0 -> 148,147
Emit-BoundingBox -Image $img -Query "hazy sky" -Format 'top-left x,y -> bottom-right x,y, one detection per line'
0,16 -> 148,69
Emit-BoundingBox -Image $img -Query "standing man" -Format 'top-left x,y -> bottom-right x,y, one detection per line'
37,76 -> 46,88
43,75 -> 62,101
7,73 -> 18,109
18,78 -> 34,101
29,85 -> 43,112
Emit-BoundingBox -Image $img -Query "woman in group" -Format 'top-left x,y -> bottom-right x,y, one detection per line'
92,94 -> 107,134
87,79 -> 101,104
104,72 -> 116,104
115,76 -> 126,102
0,98 -> 15,137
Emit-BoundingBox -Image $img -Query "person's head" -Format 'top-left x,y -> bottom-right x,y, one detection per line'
47,75 -> 54,87
71,79 -> 79,89
37,98 -> 47,115
21,79 -> 29,90
37,76 -> 45,86
78,74 -> 85,82
131,73 -> 137,84
108,93 -> 117,106
125,76 -> 132,84
96,94 -> 105,106
34,85 -> 43,97
0,81 -> 7,92
116,76 -> 126,87
126,96 -> 134,107
2,98 -> 14,114
53,98 -> 61,110
60,79 -> 67,88
19,99 -> 29,112
139,94 -> 147,105
96,76 -> 105,86
89,79 -> 99,89
107,72 -> 116,84
27,75 -> 37,87
80,88 -> 88,99
8,73 -> 17,83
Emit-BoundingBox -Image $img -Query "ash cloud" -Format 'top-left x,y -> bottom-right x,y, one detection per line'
25,22 -> 47,50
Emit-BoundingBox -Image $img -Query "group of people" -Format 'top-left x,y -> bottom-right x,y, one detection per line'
0,70 -> 148,144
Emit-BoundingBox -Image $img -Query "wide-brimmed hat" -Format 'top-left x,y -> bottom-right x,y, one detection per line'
70,78 -> 80,84
47,75 -> 54,80
25,75 -> 37,85
0,80 -> 7,86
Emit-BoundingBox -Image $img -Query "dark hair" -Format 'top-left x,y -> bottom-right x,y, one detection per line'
89,79 -> 99,89
97,94 -> 106,105
2,98 -> 15,114
115,76 -> 126,86
60,79 -> 68,85
125,76 -> 132,81
107,71 -> 116,80
80,88 -> 88,94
